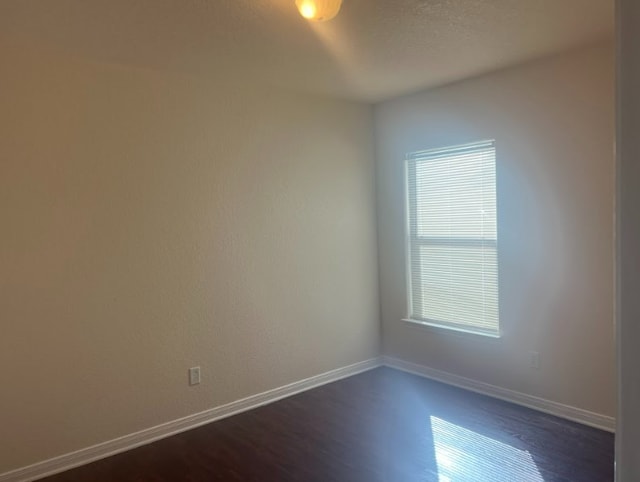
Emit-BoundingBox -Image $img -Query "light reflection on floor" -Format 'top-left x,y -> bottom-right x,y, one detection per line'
431,416 -> 544,482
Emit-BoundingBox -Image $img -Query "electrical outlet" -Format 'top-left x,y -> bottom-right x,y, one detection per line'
189,367 -> 201,386
529,351 -> 540,369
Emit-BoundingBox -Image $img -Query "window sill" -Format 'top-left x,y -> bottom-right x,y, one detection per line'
401,318 -> 502,340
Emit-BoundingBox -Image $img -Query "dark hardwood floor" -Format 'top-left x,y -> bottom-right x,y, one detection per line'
41,367 -> 614,482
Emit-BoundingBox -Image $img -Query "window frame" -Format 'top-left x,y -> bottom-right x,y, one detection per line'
402,140 -> 501,339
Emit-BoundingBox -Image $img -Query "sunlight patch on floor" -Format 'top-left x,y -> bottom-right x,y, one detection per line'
431,416 -> 544,482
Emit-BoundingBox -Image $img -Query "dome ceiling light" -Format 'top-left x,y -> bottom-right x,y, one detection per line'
295,0 -> 343,22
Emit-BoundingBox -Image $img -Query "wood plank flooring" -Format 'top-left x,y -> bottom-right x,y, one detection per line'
41,367 -> 614,481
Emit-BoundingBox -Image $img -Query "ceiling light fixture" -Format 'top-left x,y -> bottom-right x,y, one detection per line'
295,0 -> 343,22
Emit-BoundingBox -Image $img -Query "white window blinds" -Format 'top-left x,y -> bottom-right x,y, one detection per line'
406,140 -> 499,336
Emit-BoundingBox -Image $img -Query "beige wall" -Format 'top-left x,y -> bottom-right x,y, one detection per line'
375,44 -> 615,416
0,39 -> 379,473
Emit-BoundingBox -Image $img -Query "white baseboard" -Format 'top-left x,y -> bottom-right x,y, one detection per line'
382,356 -> 615,433
0,357 -> 382,482
2,355 -> 614,481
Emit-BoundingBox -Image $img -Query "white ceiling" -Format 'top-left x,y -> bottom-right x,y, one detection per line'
1,0 -> 613,102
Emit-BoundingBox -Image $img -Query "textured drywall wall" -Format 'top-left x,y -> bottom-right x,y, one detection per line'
375,44 -> 615,416
0,39 -> 379,473
616,0 -> 640,478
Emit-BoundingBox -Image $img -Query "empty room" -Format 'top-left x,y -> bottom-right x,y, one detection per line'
4,0 -> 639,481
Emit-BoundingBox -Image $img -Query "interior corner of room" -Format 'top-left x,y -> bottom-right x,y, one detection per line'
1,0 -> 636,480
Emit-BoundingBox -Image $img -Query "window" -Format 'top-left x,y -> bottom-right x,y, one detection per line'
405,140 -> 499,337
